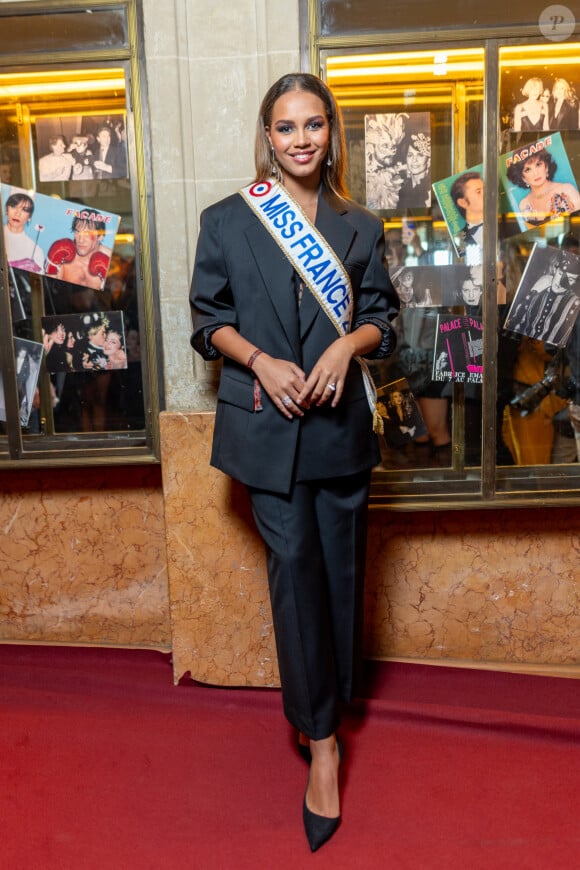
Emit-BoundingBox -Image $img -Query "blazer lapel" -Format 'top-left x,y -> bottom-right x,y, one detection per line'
244,220 -> 301,359
299,192 -> 356,339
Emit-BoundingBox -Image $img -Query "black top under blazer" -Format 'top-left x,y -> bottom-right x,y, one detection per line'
190,188 -> 399,495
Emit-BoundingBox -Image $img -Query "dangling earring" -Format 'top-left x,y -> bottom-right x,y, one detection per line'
326,153 -> 332,167
270,146 -> 278,178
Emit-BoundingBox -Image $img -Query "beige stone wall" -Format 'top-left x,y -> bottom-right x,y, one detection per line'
0,466 -> 170,648
141,0 -> 300,412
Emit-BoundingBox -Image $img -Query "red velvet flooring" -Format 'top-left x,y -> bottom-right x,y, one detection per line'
1,645 -> 579,869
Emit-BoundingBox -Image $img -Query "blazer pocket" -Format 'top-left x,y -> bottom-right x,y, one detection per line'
217,371 -> 256,412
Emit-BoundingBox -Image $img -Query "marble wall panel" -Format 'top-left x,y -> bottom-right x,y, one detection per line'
159,412 -> 279,685
162,411 -> 580,685
0,467 -> 170,648
365,509 -> 580,669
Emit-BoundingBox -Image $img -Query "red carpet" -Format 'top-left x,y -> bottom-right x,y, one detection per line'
1,645 -> 579,869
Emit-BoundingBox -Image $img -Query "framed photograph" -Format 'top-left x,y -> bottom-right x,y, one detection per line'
365,112 -> 431,211
441,264 -> 484,309
499,133 -> 580,231
391,265 -> 444,308
503,244 -> 580,347
2,184 -> 120,289
501,69 -> 580,133
41,311 -> 127,373
376,377 -> 427,448
35,115 -> 127,182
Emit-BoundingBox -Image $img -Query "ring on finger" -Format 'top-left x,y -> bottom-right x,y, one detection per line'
327,382 -> 337,392
281,395 -> 292,407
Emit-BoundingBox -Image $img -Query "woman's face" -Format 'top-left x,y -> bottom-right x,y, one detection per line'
552,80 -> 568,99
51,324 -> 66,344
525,79 -> 543,99
104,332 -> 121,354
267,89 -> 330,186
522,156 -> 548,188
406,144 -> 429,177
6,200 -> 33,233
461,278 -> 482,306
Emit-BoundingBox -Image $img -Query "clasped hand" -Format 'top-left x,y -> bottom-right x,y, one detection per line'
253,337 -> 354,420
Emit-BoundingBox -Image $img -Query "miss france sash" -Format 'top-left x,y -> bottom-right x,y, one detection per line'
239,180 -> 383,434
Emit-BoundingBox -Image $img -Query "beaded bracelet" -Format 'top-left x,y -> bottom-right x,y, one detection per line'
247,348 -> 263,369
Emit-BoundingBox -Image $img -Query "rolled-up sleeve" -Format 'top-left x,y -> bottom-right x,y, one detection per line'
352,218 -> 399,359
189,204 -> 239,361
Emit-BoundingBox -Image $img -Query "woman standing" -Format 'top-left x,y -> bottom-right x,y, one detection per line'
190,73 -> 398,851
548,78 -> 579,130
397,133 -> 432,208
512,77 -> 549,132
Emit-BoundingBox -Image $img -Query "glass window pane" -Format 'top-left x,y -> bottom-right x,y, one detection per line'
0,9 -> 128,55
498,43 -> 580,476
1,65 -> 146,447
319,0 -> 555,36
328,48 -> 485,477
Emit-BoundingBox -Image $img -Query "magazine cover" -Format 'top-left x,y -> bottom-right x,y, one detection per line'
1,183 -> 120,289
432,164 -> 484,262
499,133 -> 580,231
375,377 -> 427,447
432,313 -> 483,383
503,244 -> 580,347
365,112 -> 431,211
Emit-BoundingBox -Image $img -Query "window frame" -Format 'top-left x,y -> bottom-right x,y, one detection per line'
304,1 -> 580,509
0,0 -> 162,468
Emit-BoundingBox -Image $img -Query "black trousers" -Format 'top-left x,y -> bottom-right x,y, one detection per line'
248,469 -> 371,741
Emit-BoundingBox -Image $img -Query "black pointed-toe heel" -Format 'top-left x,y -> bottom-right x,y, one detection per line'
303,794 -> 340,852
302,735 -> 343,851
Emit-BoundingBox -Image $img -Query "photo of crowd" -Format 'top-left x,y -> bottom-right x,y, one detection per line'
41,311 -> 128,373
35,114 -> 128,182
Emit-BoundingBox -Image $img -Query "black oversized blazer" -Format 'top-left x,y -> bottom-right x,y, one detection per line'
190,188 -> 399,494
